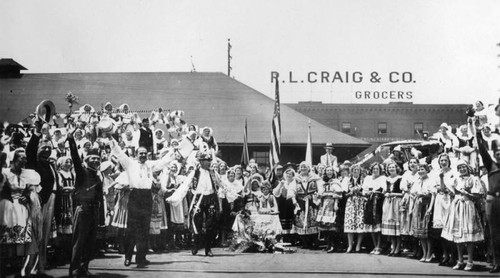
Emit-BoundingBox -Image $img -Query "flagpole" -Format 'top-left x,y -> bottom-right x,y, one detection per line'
241,118 -> 249,169
305,119 -> 312,165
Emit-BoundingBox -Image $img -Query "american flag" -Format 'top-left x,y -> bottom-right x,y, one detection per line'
269,80 -> 281,168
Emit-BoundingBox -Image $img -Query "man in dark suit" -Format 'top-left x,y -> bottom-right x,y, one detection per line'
138,118 -> 153,155
26,122 -> 58,278
67,130 -> 103,278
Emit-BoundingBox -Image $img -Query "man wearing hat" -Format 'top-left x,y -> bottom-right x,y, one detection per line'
138,118 -> 154,155
320,143 -> 339,173
167,151 -> 221,257
67,131 -> 102,278
26,121 -> 60,277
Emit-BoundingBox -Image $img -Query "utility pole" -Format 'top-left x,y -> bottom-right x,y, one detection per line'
228,38 -> 232,77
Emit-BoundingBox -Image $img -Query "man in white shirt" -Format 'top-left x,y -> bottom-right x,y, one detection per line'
167,151 -> 221,257
320,143 -> 339,173
111,141 -> 175,268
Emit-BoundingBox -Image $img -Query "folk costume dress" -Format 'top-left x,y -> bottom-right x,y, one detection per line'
150,177 -> 168,235
290,174 -> 322,235
111,172 -> 130,229
399,170 -> 419,235
56,170 -> 75,235
316,178 -> 344,231
410,175 -> 436,239
432,169 -> 456,230
0,169 -> 41,258
362,175 -> 386,233
220,176 -> 244,233
344,176 -> 366,233
441,175 -> 485,243
162,172 -> 187,232
273,179 -> 296,235
254,193 -> 282,236
381,175 -> 403,236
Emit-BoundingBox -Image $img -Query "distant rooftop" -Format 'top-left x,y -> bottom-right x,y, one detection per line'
0,58 -> 27,70
0,61 -> 369,147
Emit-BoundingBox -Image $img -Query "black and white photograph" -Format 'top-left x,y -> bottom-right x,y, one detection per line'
1,0 -> 500,277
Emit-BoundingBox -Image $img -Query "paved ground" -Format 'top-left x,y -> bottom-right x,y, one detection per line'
24,248 -> 498,278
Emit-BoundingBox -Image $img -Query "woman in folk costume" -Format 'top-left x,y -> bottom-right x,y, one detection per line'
111,169 -> 130,253
381,162 -> 403,256
454,124 -> 476,167
153,129 -> 167,157
431,153 -> 456,266
316,166 -> 344,253
53,156 -> 75,264
410,163 -> 436,262
218,168 -> 243,246
55,156 -> 75,235
161,162 -> 187,250
233,165 -> 247,194
399,157 -> 420,258
290,161 -> 322,249
362,163 -> 386,255
273,168 -> 297,242
243,174 -> 263,213
255,181 -> 282,236
149,167 -> 168,251
436,123 -> 460,154
100,160 -> 120,249
344,164 -> 366,253
441,160 -> 485,271
200,127 -> 218,154
0,149 -> 42,277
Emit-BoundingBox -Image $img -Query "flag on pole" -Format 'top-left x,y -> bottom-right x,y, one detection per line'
269,79 -> 281,168
305,120 -> 312,165
241,118 -> 250,168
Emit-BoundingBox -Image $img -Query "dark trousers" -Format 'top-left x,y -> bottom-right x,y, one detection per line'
70,204 -> 99,272
190,193 -> 219,251
486,196 -> 500,265
125,189 -> 152,263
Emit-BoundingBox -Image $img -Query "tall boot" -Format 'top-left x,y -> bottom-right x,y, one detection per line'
205,231 -> 214,257
191,234 -> 199,255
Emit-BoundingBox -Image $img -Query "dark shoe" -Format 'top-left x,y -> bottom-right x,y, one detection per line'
438,258 -> 449,266
34,273 -> 54,278
192,248 -> 198,255
490,265 -> 500,273
124,259 -> 132,267
205,249 -> 213,257
77,268 -> 100,278
136,263 -> 148,269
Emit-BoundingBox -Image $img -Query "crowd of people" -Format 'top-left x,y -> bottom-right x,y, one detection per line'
0,99 -> 499,277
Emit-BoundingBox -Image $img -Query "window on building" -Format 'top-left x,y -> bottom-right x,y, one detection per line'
378,122 -> 387,135
252,151 -> 269,166
341,122 -> 351,134
414,122 -> 423,135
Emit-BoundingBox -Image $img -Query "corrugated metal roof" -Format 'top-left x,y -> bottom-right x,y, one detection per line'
0,72 -> 369,146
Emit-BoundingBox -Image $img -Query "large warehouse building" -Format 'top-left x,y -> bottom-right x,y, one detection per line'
0,59 -> 369,166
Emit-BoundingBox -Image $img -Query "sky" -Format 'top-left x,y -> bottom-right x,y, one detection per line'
1,0 -> 499,105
